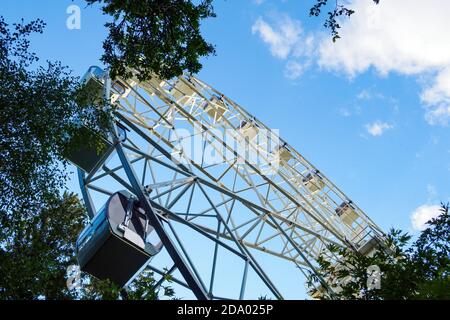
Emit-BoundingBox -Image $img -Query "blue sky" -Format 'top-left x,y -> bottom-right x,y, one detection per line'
2,0 -> 450,297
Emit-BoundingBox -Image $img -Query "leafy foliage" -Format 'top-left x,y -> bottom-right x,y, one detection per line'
413,203 -> 450,299
0,17 -> 174,300
310,0 -> 380,42
0,17 -> 112,217
78,269 -> 175,300
0,191 -> 175,300
307,203 -> 450,300
0,192 -> 85,299
85,0 -> 216,81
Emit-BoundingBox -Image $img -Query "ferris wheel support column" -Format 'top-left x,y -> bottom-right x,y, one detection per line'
264,213 -> 336,298
196,182 -> 284,300
103,69 -> 208,300
114,131 -> 209,300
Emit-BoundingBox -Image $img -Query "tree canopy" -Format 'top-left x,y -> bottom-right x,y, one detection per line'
85,0 -> 216,81
0,17 -> 111,215
307,203 -> 450,300
82,0 -> 381,83
0,190 -> 175,300
0,16 -> 172,300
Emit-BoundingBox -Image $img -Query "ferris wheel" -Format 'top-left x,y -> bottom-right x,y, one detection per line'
66,66 -> 385,300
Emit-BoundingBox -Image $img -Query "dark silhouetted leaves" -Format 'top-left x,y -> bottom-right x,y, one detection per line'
310,0 -> 380,42
307,203 -> 450,300
0,17 -> 174,300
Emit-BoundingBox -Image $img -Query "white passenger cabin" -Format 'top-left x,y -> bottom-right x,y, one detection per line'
335,201 -> 359,227
272,144 -> 293,163
204,95 -> 228,122
303,172 -> 325,194
169,79 -> 197,101
238,120 -> 259,141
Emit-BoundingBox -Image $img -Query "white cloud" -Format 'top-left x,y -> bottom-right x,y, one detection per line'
252,15 -> 314,80
317,0 -> 450,126
357,89 -> 371,100
252,1 -> 450,124
339,108 -> 352,117
410,204 -> 442,231
365,121 -> 393,136
284,60 -> 307,80
252,15 -> 302,60
253,0 -> 266,4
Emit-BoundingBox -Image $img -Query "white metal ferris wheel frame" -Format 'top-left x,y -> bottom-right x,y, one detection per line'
76,66 -> 385,300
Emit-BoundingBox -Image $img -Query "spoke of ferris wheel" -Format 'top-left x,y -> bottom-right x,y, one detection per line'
183,75 -> 382,235
120,140 -> 333,266
121,133 -> 342,252
120,77 -> 351,240
115,106 -> 348,248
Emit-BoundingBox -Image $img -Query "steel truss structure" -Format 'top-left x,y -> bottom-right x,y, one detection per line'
76,67 -> 385,300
